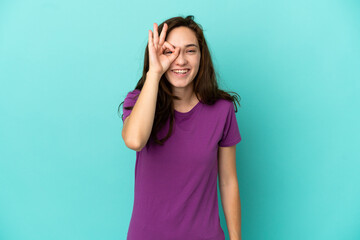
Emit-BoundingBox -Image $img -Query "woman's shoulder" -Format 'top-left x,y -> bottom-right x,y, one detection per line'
125,88 -> 141,98
127,88 -> 141,95
213,98 -> 234,109
201,98 -> 234,116
124,88 -> 141,105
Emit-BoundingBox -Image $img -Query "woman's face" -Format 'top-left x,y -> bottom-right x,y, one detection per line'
163,27 -> 201,90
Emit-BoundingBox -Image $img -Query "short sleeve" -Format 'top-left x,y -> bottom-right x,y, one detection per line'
218,101 -> 242,147
122,89 -> 141,122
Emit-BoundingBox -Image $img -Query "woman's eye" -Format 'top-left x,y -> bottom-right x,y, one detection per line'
164,50 -> 196,54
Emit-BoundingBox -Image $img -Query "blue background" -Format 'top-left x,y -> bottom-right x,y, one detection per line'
1,0 -> 359,239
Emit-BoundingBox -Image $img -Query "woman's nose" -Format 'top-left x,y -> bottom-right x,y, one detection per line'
175,52 -> 187,64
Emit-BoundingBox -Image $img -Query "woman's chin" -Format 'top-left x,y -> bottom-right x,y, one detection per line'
169,80 -> 194,89
165,74 -> 195,88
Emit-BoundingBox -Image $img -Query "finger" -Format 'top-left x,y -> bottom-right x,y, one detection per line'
153,23 -> 159,46
175,46 -> 180,55
148,30 -> 153,49
163,41 -> 175,52
158,23 -> 167,46
169,47 -> 180,61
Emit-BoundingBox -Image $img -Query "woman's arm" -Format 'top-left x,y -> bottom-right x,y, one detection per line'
122,72 -> 160,151
218,145 -> 241,240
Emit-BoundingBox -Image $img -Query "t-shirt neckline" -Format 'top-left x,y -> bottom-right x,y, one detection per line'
174,100 -> 202,117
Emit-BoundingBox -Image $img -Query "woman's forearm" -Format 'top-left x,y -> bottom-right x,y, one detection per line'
122,71 -> 160,151
219,181 -> 241,240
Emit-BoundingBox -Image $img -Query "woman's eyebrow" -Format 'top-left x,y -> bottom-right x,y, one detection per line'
170,43 -> 198,48
185,44 -> 198,48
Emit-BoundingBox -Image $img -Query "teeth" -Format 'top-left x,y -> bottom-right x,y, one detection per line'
173,70 -> 189,73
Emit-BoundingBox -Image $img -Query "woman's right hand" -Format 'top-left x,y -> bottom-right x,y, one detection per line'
148,23 -> 179,76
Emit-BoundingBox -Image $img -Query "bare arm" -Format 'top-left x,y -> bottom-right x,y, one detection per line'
122,72 -> 161,151
122,22 -> 179,152
218,145 -> 242,240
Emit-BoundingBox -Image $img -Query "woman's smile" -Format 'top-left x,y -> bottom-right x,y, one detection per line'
171,69 -> 191,77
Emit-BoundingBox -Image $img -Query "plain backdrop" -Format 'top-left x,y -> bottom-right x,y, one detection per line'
0,0 -> 359,239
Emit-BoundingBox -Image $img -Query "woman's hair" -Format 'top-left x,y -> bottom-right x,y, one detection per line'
118,15 -> 241,146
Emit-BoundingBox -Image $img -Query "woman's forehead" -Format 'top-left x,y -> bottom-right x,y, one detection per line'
166,27 -> 198,47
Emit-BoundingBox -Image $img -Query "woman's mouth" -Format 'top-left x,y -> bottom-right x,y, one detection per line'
171,69 -> 190,77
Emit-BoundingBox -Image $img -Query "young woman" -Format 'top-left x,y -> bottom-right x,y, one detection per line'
119,15 -> 242,240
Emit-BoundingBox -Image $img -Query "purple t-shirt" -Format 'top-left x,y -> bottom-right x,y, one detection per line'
122,89 -> 242,240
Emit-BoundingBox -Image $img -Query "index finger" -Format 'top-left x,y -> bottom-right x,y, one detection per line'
163,41 -> 175,52
148,30 -> 154,48
158,23 -> 168,46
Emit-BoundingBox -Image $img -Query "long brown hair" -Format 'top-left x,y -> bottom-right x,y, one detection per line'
118,15 -> 241,146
